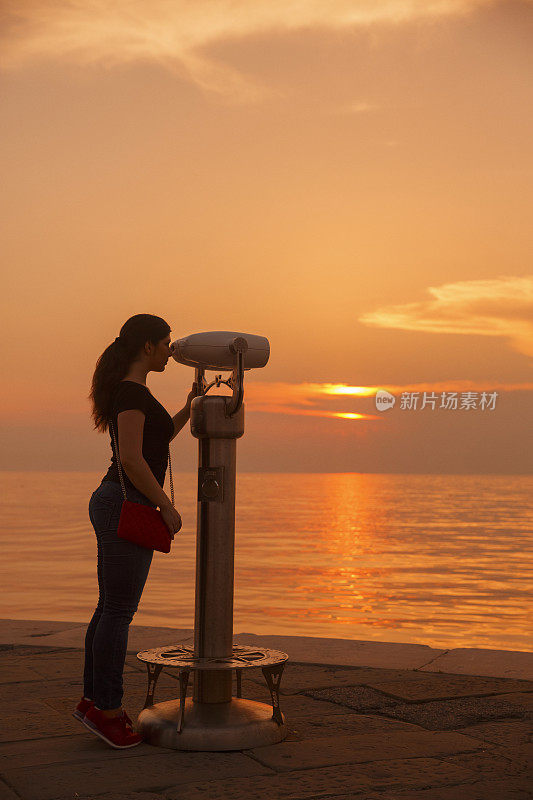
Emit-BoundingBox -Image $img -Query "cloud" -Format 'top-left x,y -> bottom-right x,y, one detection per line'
1,0 -> 494,102
332,101 -> 383,115
241,378 -> 533,419
358,276 -> 533,358
2,376 -> 531,424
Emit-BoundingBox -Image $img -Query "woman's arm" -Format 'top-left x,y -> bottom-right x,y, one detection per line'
170,404 -> 191,442
169,383 -> 198,442
122,458 -> 174,509
117,410 -> 173,509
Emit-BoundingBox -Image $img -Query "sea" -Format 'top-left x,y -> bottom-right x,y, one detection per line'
0,472 -> 531,652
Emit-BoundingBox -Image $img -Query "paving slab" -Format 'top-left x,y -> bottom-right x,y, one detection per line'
244,729 -> 483,772
0,618 -> 195,654
271,692 -> 371,718
0,778 -> 19,800
0,652 -> 136,683
311,796 -> 385,800
0,712 -> 85,744
437,743 -> 532,780
294,796 -> 382,800
243,663 -> 355,694
0,733 -> 173,770
420,647 -> 533,681
457,718 -> 533,747
0,697 -> 86,743
0,645 -> 75,659
0,619 -> 86,643
380,692 -> 532,731
0,664 -> 45,684
304,685 -> 533,730
244,664 -> 443,696
157,757 -> 479,799
233,632 -> 446,670
56,794 -> 163,800
490,690 -> 533,709
283,712 -> 421,742
0,678 -> 84,704
303,685 -> 402,712
366,673 -> 533,702
2,751 -> 272,800
0,672 -> 143,704
376,779 -> 533,799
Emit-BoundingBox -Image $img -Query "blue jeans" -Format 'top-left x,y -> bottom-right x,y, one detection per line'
84,480 -> 156,710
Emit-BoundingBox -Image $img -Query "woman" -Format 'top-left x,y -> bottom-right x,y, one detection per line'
75,314 -> 196,749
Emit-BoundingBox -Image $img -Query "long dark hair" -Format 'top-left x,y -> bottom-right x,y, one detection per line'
89,314 -> 171,433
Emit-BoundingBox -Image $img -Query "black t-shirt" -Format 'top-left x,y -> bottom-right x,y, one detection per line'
101,381 -> 174,493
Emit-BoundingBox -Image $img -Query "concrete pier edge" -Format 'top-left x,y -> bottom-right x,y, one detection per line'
1,618 -> 531,680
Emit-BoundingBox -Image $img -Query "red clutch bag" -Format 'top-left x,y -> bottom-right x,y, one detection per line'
109,420 -> 174,554
117,500 -> 172,553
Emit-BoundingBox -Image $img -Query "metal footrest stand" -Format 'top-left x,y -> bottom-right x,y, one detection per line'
138,643 -> 288,736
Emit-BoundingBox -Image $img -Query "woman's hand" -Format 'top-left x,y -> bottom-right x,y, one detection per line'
160,505 -> 183,540
186,381 -> 200,409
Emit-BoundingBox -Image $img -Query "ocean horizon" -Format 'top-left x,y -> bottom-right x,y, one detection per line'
1,471 -> 531,652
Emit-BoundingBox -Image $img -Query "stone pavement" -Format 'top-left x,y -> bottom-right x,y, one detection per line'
0,619 -> 531,800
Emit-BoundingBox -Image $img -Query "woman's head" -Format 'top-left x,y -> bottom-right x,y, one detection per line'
89,314 -> 172,432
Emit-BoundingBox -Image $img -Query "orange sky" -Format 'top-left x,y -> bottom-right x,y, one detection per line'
1,0 -> 532,473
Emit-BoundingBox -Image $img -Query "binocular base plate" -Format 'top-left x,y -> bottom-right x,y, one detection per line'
137,695 -> 287,751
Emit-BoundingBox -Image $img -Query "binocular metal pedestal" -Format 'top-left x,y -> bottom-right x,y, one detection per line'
136,643 -> 288,750
136,357 -> 289,751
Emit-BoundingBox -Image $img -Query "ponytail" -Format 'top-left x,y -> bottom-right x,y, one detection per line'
88,313 -> 171,432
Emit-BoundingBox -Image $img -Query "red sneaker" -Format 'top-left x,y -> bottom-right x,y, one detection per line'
83,705 -> 143,749
72,696 -> 94,721
121,708 -> 134,727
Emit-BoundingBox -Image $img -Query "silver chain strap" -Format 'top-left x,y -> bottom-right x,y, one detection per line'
109,419 -> 174,508
168,439 -> 174,506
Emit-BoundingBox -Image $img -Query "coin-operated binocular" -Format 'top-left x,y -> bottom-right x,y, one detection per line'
170,330 -> 269,419
136,331 -> 289,752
